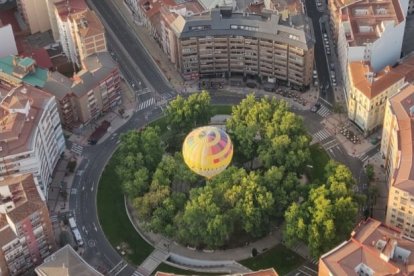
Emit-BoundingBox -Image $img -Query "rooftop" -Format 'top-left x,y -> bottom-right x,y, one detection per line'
333,0 -> 404,46
55,0 -> 88,22
0,55 -> 48,88
0,84 -> 53,158
388,83 -> 414,194
35,244 -> 103,276
320,218 -> 414,275
72,9 -> 105,38
173,8 -> 314,50
349,54 -> 414,99
0,174 -> 46,247
43,52 -> 118,99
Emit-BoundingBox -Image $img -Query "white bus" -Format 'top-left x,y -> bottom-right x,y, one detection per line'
72,228 -> 84,246
68,217 -> 77,230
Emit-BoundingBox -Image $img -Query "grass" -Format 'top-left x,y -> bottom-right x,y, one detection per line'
210,105 -> 232,115
240,244 -> 305,275
306,144 -> 330,183
97,155 -> 153,265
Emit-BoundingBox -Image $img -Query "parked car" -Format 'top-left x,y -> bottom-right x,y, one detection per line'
311,103 -> 321,113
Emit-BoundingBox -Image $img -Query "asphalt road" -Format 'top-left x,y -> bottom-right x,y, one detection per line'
68,94 -> 366,275
304,1 -> 335,104
89,0 -> 174,98
68,1 -> 367,274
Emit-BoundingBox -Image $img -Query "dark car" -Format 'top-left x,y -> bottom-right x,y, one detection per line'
311,103 -> 321,112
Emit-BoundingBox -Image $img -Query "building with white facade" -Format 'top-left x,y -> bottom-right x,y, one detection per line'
0,84 -> 65,199
0,24 -> 18,58
328,0 -> 408,99
54,0 -> 88,67
53,0 -> 106,67
16,0 -> 51,34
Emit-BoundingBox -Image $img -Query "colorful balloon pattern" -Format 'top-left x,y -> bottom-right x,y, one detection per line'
182,126 -> 233,179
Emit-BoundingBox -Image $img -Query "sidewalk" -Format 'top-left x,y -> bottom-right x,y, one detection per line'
111,0 -> 184,90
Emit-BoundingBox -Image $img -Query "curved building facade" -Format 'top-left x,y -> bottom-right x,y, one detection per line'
167,8 -> 315,89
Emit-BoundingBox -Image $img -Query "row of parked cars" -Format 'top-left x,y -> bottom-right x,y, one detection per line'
323,33 -> 331,55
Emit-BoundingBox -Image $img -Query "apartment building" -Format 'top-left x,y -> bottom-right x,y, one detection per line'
328,0 -> 408,96
0,24 -> 18,58
0,84 -> 65,199
35,244 -> 102,276
346,54 -> 414,135
167,8 -> 314,89
16,0 -> 51,34
54,0 -> 89,67
0,56 -> 48,89
71,10 -> 107,66
0,174 -> 56,276
380,84 -> 414,238
319,218 -> 414,275
44,52 -> 121,129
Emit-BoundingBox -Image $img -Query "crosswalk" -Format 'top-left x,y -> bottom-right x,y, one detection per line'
311,129 -> 332,144
131,270 -> 144,276
358,152 -> 371,162
297,265 -> 318,276
71,143 -> 83,155
50,215 -> 58,223
137,97 -> 155,111
317,105 -> 330,117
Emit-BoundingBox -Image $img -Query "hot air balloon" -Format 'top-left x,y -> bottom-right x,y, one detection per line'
182,126 -> 233,179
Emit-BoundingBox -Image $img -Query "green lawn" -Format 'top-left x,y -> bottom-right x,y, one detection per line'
97,156 -> 153,265
306,144 -> 330,183
240,244 -> 305,275
210,105 -> 232,115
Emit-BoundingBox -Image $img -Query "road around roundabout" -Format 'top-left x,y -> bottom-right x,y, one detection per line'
69,1 -> 367,274
68,90 -> 366,276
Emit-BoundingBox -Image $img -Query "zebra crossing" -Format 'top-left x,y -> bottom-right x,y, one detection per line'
137,97 -> 155,111
50,215 -> 58,223
71,143 -> 83,155
317,105 -> 330,117
131,270 -> 144,276
359,152 -> 371,162
311,129 -> 332,144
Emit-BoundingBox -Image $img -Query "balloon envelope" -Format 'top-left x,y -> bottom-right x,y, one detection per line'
182,126 -> 233,179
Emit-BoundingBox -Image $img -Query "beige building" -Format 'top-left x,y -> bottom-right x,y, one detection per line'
167,8 -> 315,89
53,0 -> 89,66
43,52 -> 121,129
319,218 -> 414,275
16,0 -> 51,34
71,10 -> 107,66
347,54 -> 414,135
0,174 -> 56,276
381,84 -> 414,238
35,244 -> 102,276
328,0 -> 407,99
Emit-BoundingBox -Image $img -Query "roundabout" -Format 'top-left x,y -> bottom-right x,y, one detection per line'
69,90 -> 364,276
90,91 -> 360,274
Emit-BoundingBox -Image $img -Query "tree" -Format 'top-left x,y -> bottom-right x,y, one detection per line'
166,91 -> 211,135
284,163 -> 359,258
365,164 -> 375,182
226,94 -> 310,171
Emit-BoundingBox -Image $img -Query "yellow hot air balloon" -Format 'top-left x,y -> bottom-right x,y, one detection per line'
182,126 -> 233,179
